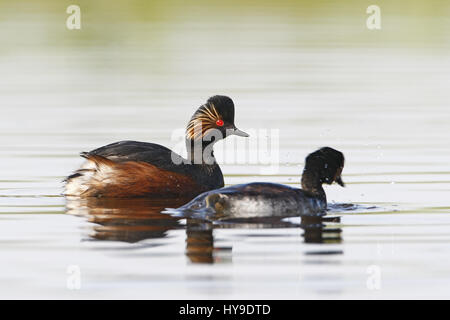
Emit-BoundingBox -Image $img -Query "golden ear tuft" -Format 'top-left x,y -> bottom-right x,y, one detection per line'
186,103 -> 222,140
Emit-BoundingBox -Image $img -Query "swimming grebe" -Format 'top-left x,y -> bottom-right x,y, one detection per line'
64,95 -> 249,198
174,147 -> 345,218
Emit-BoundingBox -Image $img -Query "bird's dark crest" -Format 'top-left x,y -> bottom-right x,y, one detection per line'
186,95 -> 235,140
304,147 -> 345,185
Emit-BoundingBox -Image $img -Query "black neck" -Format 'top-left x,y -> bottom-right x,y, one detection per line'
185,138 -> 217,165
301,169 -> 326,201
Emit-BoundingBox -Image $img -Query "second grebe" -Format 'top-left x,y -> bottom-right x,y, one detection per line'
174,147 -> 345,218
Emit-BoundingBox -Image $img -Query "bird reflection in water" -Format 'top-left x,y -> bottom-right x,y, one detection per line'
185,215 -> 343,263
65,198 -> 343,262
301,216 -> 342,244
65,197 -> 191,243
185,219 -> 219,264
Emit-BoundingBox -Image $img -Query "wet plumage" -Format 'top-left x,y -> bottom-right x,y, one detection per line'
175,147 -> 345,218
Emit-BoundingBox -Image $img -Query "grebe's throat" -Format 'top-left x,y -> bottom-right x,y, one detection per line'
185,138 -> 218,165
301,169 -> 326,201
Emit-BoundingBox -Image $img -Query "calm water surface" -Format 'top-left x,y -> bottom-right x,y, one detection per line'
0,0 -> 450,299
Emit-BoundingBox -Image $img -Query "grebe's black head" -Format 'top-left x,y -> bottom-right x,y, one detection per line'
303,147 -> 345,187
186,95 -> 249,141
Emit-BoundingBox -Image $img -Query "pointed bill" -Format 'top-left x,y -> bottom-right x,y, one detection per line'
231,127 -> 249,137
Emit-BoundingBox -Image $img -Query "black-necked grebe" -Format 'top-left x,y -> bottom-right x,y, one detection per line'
64,95 -> 249,198
175,147 -> 345,218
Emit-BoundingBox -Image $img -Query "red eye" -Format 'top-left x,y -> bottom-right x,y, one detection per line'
216,119 -> 224,127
